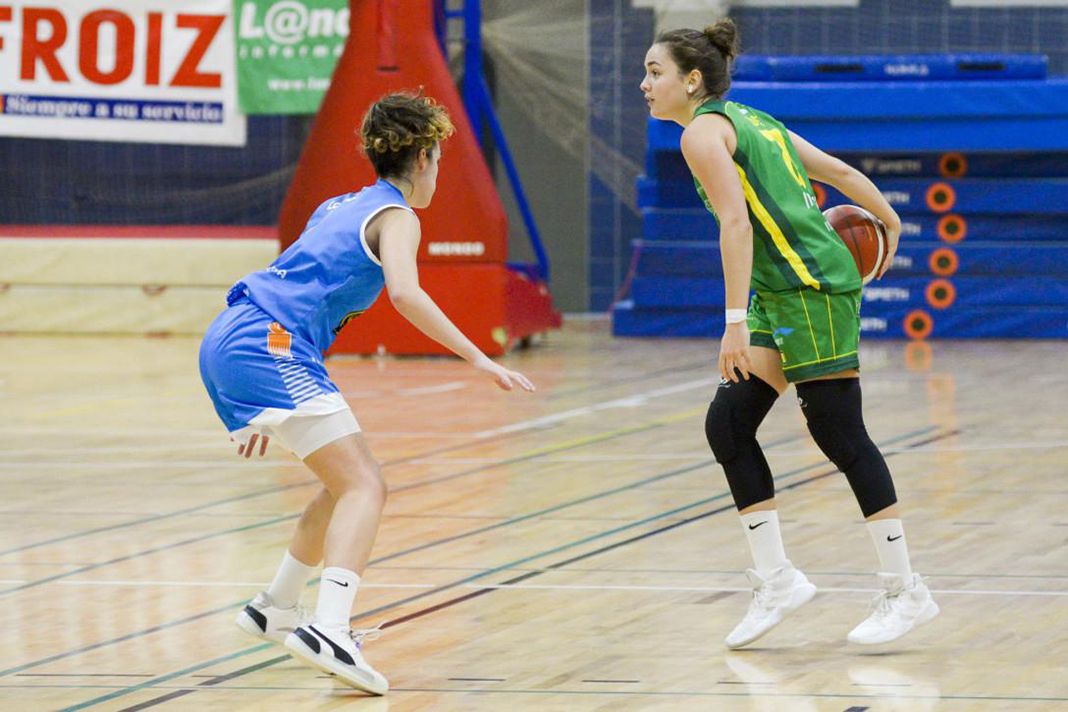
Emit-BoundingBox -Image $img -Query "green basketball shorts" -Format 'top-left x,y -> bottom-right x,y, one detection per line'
747,288 -> 862,382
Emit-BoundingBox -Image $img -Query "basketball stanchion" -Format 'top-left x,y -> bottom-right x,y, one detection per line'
936,214 -> 967,243
925,182 -> 956,213
938,152 -> 968,178
904,309 -> 934,340
928,247 -> 959,277
925,278 -> 956,309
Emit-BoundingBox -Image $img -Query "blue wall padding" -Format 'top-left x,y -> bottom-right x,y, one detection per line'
647,151 -> 1068,182
641,208 -> 1068,243
632,275 -> 1068,309
893,243 -> 1068,276
732,54 -> 1048,83
646,80 -> 1068,152
612,301 -> 1068,339
820,179 -> 1068,214
855,306 -> 1068,339
634,241 -> 1068,278
640,176 -> 1068,214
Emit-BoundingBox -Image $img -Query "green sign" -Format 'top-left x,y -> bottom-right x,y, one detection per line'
234,0 -> 349,114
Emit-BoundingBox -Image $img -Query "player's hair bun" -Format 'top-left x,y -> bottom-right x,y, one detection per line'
704,18 -> 738,60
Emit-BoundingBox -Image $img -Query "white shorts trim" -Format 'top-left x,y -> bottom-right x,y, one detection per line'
232,392 -> 361,459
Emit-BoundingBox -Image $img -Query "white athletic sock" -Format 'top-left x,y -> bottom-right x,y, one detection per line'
314,567 -> 360,631
740,510 -> 788,573
266,550 -> 316,609
866,518 -> 913,579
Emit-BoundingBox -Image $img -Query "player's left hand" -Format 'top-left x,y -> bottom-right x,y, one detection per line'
719,322 -> 752,383
475,357 -> 536,392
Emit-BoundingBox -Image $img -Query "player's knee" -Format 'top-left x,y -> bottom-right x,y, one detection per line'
796,378 -> 863,470
704,396 -> 738,464
337,459 -> 387,505
797,378 -> 896,516
365,462 -> 388,506
704,376 -> 780,464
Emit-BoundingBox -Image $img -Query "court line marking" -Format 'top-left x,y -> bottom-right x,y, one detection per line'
0,408 -> 719,596
6,683 -> 1064,703
0,430 -> 483,457
463,583 -> 1068,597
7,578 -> 1066,595
473,377 -> 717,437
0,427 -> 480,438
6,436 -> 1064,469
0,426 -> 829,681
0,515 -> 297,597
0,580 -> 438,589
55,428 -> 947,711
397,381 -> 468,396
0,422 -> 800,678
0,368 -> 719,557
370,565 -> 1068,580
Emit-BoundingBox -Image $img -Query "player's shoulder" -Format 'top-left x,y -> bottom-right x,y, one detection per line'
681,111 -> 736,156
366,204 -> 420,245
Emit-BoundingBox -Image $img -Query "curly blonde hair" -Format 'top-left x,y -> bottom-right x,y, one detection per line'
360,91 -> 455,178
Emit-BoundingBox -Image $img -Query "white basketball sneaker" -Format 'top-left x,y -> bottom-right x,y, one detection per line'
725,562 -> 817,649
285,624 -> 389,695
848,573 -> 940,645
235,591 -> 303,644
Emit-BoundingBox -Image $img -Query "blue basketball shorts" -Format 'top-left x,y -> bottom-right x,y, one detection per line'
199,299 -> 359,458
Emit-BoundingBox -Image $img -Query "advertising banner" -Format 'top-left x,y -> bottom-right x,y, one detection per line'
234,0 -> 348,115
0,0 -> 245,145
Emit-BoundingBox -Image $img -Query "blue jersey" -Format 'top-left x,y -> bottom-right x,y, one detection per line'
199,179 -> 411,436
231,179 -> 412,352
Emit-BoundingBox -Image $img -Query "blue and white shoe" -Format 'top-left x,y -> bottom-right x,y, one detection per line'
284,623 -> 388,695
235,591 -> 303,644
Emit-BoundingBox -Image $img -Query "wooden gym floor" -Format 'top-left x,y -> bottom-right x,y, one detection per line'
1,319 -> 1066,711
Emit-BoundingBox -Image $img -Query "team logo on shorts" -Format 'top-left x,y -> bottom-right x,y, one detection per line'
267,322 -> 293,358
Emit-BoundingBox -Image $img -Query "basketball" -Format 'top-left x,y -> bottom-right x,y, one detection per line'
823,204 -> 888,285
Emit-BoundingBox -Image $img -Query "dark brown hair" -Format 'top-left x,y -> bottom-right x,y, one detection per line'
359,91 -> 455,179
656,18 -> 740,101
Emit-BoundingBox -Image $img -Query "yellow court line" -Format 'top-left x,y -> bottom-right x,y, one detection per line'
734,164 -> 821,290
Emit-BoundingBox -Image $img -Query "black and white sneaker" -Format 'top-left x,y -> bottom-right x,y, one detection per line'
284,624 -> 388,695
235,592 -> 303,644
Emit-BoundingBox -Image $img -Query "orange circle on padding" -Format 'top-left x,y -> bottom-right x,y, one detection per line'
938,152 -> 968,178
926,182 -> 956,213
929,247 -> 959,277
904,310 -> 934,340
925,278 -> 956,309
812,182 -> 827,208
937,214 -> 967,243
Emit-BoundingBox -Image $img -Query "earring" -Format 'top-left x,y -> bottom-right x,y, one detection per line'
687,85 -> 695,94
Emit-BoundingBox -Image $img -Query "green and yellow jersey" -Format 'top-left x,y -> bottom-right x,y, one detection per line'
691,99 -> 861,294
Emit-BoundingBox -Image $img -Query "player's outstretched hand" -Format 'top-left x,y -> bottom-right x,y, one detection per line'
474,356 -> 535,392
236,433 -> 270,458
